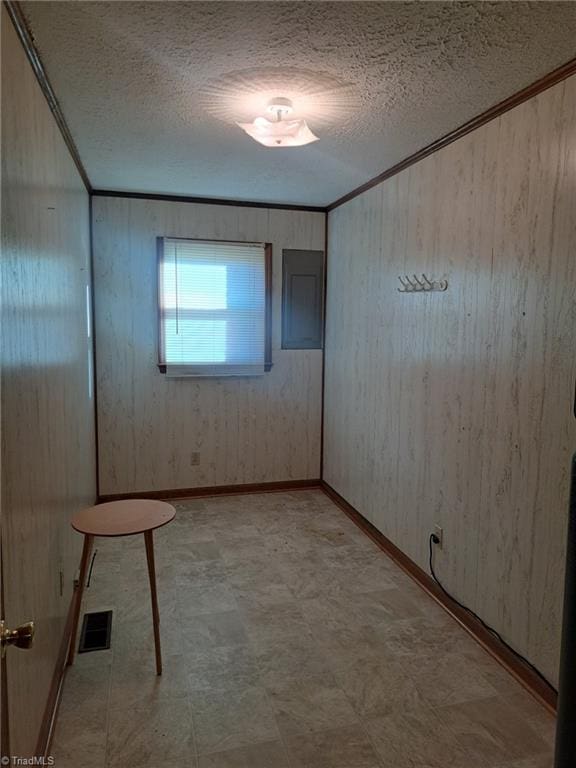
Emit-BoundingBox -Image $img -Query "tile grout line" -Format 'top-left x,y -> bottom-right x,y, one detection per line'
260,687 -> 296,768
186,692 -> 200,768
102,655 -> 113,768
272,552 -> 389,768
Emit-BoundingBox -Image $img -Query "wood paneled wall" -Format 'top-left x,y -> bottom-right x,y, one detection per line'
324,75 -> 576,685
92,197 -> 324,496
1,8 -> 96,755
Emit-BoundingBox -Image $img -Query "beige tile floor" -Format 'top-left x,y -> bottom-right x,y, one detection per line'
52,489 -> 556,767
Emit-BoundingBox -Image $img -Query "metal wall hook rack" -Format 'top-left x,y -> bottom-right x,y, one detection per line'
397,274 -> 448,293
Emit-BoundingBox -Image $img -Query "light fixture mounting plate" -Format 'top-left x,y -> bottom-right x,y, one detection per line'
266,97 -> 293,117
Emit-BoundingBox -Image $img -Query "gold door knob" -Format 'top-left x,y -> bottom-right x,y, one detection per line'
0,620 -> 35,657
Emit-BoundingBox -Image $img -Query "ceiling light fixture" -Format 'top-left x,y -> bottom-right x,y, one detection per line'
237,97 -> 319,148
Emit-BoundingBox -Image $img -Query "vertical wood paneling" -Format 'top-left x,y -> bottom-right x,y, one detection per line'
324,75 -> 576,685
1,8 -> 96,755
92,198 -> 325,496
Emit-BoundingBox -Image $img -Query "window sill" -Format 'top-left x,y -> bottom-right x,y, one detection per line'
157,363 -> 273,376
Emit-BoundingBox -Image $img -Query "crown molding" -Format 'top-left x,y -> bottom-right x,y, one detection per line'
4,0 -> 92,192
90,189 -> 327,213
328,56 -> 576,211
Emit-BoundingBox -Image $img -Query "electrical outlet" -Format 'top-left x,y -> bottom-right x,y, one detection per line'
434,525 -> 444,549
191,451 -> 201,467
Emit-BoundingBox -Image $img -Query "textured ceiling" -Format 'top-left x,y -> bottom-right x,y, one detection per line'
22,1 -> 576,206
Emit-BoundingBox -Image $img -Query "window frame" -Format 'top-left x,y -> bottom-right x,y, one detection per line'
156,236 -> 272,375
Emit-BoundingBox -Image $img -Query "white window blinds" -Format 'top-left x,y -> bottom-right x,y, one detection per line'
158,237 -> 270,376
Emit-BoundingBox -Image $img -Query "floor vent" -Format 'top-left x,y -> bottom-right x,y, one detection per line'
78,610 -> 112,653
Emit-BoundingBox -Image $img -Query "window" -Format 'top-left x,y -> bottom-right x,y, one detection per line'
157,237 -> 272,376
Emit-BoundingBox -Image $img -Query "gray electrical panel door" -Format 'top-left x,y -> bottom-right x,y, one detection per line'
282,249 -> 324,349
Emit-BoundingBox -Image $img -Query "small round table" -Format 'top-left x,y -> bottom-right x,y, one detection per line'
68,499 -> 175,675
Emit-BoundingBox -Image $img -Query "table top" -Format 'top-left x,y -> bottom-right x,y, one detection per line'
71,499 -> 176,537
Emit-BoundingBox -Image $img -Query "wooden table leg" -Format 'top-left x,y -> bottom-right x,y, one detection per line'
144,530 -> 162,675
67,534 -> 93,666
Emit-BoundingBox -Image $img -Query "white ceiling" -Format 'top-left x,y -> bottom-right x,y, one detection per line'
22,1 -> 576,207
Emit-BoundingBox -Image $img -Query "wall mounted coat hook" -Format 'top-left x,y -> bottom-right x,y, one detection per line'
397,273 -> 448,293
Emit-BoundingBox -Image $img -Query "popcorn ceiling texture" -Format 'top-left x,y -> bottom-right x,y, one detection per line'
22,1 -> 576,206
